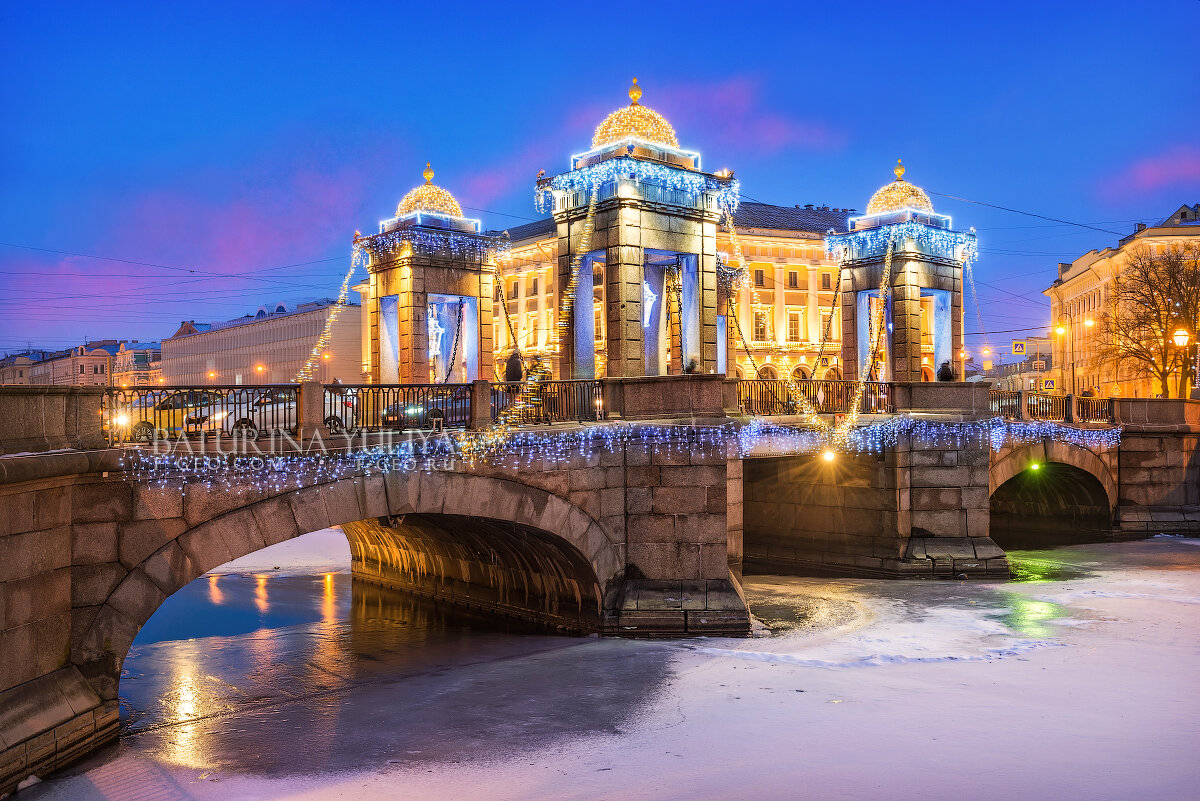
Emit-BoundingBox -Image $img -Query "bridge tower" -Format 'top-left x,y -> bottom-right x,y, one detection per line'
357,164 -> 501,384
827,161 -> 976,383
536,79 -> 739,379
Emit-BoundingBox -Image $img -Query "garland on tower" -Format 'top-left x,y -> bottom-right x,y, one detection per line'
293,246 -> 364,383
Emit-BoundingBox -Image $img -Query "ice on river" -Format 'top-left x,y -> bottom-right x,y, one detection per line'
26,539 -> 1200,801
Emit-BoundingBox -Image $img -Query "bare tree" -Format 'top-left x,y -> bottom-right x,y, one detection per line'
1096,242 -> 1200,398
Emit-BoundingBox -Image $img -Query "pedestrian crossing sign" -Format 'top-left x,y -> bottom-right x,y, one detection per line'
1012,340 -> 1026,355
1042,378 -> 1055,391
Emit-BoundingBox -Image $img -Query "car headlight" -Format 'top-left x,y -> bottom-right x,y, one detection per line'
114,413 -> 130,427
211,411 -> 229,422
405,406 -> 423,416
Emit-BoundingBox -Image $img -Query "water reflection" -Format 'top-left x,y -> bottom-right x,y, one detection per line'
207,573 -> 223,605
120,575 -> 674,776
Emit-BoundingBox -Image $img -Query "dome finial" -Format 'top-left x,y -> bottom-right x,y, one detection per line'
423,162 -> 434,184
894,158 -> 905,182
629,77 -> 641,106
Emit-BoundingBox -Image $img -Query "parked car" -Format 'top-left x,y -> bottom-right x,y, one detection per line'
109,390 -> 212,442
380,386 -> 470,430
184,387 -> 357,439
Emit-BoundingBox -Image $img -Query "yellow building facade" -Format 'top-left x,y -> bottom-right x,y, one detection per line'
1045,203 -> 1200,398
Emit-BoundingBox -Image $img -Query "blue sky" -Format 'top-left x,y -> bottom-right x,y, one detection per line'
2,1 -> 1197,359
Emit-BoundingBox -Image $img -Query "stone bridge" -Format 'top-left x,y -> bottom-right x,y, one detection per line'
1,377 -> 1196,793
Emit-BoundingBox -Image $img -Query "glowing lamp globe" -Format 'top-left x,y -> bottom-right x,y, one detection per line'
1173,328 -> 1191,348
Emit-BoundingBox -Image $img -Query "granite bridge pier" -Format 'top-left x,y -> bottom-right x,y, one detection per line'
0,377 -> 1197,792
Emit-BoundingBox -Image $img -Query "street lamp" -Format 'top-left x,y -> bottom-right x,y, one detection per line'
1172,328 -> 1190,348
1054,311 -> 1093,395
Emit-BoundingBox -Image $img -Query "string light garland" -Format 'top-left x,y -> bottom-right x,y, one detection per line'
293,248 -> 362,382
358,226 -> 505,260
536,157 -> 739,215
827,219 -> 977,265
116,416 -> 1122,491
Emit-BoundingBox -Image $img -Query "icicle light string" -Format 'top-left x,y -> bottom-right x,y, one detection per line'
117,417 -> 1122,490
293,248 -> 363,382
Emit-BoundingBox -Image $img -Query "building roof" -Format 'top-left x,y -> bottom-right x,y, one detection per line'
501,217 -> 556,244
500,202 -> 854,246
732,202 -> 855,234
168,298 -> 359,339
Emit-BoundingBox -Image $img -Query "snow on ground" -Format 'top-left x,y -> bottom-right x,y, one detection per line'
25,539 -> 1200,801
208,527 -> 350,575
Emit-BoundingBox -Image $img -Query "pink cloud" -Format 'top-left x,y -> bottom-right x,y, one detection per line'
1103,144 -> 1200,197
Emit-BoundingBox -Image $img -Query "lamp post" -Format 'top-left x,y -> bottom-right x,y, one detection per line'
1055,311 -> 1093,396
1171,327 -> 1192,397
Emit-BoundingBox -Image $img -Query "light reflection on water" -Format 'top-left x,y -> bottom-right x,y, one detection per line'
120,573 -> 674,775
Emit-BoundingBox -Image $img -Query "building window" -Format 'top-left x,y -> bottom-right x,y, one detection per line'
510,281 -> 518,299
787,312 -> 801,342
753,311 -> 769,342
79,365 -> 85,374
530,277 -> 539,295
788,271 -> 799,288
821,273 -> 832,290
754,269 -> 765,287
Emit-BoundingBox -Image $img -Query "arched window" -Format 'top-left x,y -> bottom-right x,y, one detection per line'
734,365 -> 745,380
757,364 -> 778,380
922,365 -> 935,382
791,364 -> 812,380
823,365 -> 843,381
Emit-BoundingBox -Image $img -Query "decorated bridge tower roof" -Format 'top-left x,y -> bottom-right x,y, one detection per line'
396,162 -> 464,218
865,159 -> 934,215
355,162 -> 505,263
591,78 -> 680,150
536,79 -> 738,216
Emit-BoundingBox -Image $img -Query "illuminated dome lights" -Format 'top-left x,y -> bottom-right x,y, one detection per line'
865,159 -> 935,215
591,78 -> 680,150
396,162 -> 464,218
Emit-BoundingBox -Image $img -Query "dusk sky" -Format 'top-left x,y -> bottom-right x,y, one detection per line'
2,1 -> 1197,360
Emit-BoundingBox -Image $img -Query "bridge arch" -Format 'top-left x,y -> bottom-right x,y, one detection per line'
989,440 -> 1117,549
76,471 -> 621,700
990,439 -> 1117,512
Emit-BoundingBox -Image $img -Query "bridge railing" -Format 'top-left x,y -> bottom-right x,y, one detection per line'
324,383 -> 472,433
989,390 -> 1022,419
491,380 -> 605,424
1026,392 -> 1069,421
736,379 -> 893,416
104,385 -> 299,444
1076,396 -> 1114,424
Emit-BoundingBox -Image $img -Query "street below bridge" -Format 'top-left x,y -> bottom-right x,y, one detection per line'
25,535 -> 1200,801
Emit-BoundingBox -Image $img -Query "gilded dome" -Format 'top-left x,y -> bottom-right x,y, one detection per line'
865,159 -> 934,215
396,163 -> 463,217
592,78 -> 679,150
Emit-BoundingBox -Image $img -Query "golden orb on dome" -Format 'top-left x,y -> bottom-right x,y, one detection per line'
591,78 -> 680,150
396,162 -> 463,217
865,159 -> 934,215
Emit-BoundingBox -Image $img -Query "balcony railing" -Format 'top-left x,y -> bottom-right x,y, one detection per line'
491,380 -> 605,424
737,379 -> 893,416
325,384 -> 471,433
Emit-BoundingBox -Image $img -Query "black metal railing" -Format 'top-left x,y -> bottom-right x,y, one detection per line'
737,379 -> 893,416
1075,396 -> 1114,424
1026,393 -> 1069,422
325,384 -> 472,433
491,380 -> 605,424
989,390 -> 1023,419
104,385 -> 298,443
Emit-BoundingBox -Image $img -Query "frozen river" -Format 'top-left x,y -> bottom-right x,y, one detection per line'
25,534 -> 1200,801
